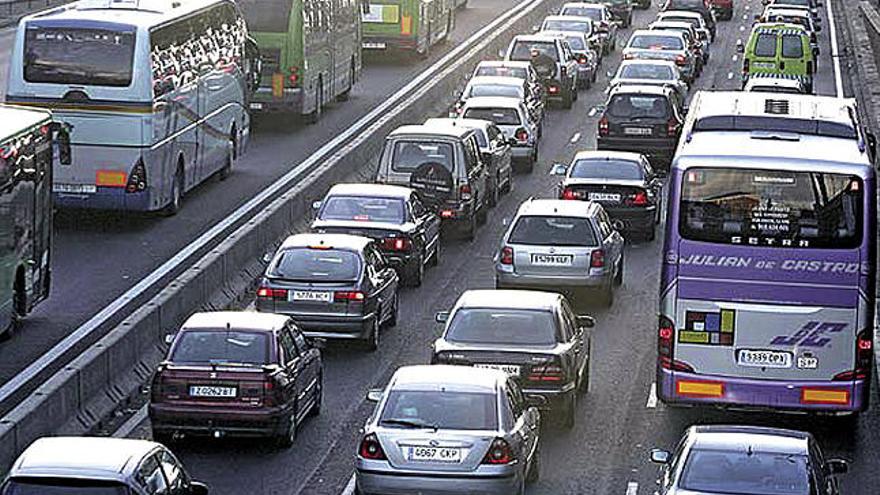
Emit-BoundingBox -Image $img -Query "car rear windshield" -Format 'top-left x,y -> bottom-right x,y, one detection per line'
170,330 -> 270,365
463,107 -> 521,125
270,248 -> 362,281
445,308 -> 559,346
781,34 -> 803,58
565,35 -> 586,50
237,0 -> 292,32
380,390 -> 498,430
509,40 -> 558,62
475,65 -> 528,79
629,34 -> 684,50
24,24 -> 136,87
571,159 -> 643,180
509,215 -> 598,247
669,0 -> 706,9
776,0 -> 809,5
391,141 -> 455,172
542,19 -> 591,33
680,449 -> 809,495
754,33 -> 777,57
319,196 -> 406,224
679,168 -> 862,249
465,84 -> 522,99
607,94 -> 670,118
620,63 -> 674,80
662,15 -> 699,27
560,6 -> 602,20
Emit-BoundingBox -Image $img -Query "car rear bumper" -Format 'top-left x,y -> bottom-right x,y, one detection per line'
521,383 -> 577,410
603,206 -> 655,232
657,368 -> 869,413
362,35 -> 419,51
54,187 -> 154,212
495,270 -> 608,290
257,309 -> 376,339
511,145 -> 534,160
356,466 -> 518,495
149,403 -> 289,436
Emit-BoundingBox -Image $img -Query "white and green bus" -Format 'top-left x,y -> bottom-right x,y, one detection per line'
361,0 -> 455,57
240,0 -> 363,120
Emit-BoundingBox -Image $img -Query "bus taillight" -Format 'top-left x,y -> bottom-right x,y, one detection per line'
833,329 -> 873,381
125,159 -> 147,193
658,315 -> 694,372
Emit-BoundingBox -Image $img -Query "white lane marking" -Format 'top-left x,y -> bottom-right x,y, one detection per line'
340,473 -> 356,495
739,25 -> 746,31
742,13 -> 748,19
826,0 -> 843,96
570,132 -> 581,143
0,0 -> 546,408
113,404 -> 148,439
732,54 -> 738,62
626,481 -> 639,495
727,72 -> 734,80
646,382 -> 658,408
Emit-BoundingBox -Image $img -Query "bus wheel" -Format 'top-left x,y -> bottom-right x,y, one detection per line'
337,61 -> 354,102
162,166 -> 183,217
219,129 -> 236,181
306,83 -> 323,124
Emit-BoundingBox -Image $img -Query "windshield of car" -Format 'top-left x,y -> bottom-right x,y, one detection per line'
754,32 -> 778,57
170,330 -> 270,365
619,63 -> 674,80
465,83 -> 523,99
445,308 -> 559,346
509,40 -> 559,62
680,449 -> 810,495
509,215 -> 598,246
475,65 -> 528,79
463,107 -> 521,125
607,94 -> 670,119
629,34 -> 684,50
237,0 -> 292,32
319,196 -> 406,224
269,248 -> 362,281
781,34 -> 804,58
571,159 -> 644,180
391,141 -> 455,172
668,0 -> 706,10
23,25 -> 135,87
380,390 -> 498,430
775,0 -> 809,5
542,19 -> 592,33
560,6 -> 603,20
679,168 -> 862,249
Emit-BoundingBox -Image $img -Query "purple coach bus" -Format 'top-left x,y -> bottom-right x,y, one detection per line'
658,91 -> 876,414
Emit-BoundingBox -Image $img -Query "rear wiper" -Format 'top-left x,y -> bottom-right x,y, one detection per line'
380,418 -> 438,430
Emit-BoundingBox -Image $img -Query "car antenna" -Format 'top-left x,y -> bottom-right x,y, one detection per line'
746,444 -> 754,456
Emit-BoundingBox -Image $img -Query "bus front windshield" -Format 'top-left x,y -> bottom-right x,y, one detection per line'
679,168 -> 863,249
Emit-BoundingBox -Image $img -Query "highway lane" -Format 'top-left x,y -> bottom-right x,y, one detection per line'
0,0 -> 555,413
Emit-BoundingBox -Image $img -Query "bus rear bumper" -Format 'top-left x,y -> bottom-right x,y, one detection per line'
249,89 -> 304,114
657,368 -> 868,413
53,187 -> 153,212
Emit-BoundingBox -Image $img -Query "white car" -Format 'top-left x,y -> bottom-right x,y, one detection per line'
460,96 -> 541,173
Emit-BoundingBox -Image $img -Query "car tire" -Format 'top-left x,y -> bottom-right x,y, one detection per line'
646,225 -> 656,242
275,412 -> 297,448
365,317 -> 380,352
559,392 -> 576,429
387,293 -> 399,327
526,444 -> 541,483
488,179 -> 499,208
429,240 -> 441,267
407,254 -> 424,287
571,80 -> 578,101
309,373 -> 323,417
614,255 -> 624,287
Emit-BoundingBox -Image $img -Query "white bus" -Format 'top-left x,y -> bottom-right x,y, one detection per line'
6,0 -> 256,214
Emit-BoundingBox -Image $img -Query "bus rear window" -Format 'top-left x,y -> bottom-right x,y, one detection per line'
24,25 -> 136,87
679,168 -> 862,249
237,0 -> 293,32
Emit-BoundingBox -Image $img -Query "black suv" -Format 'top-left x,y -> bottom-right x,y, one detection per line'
596,85 -> 685,171
604,0 -> 634,26
505,34 -> 579,108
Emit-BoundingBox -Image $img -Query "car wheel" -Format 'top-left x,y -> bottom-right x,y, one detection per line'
571,80 -> 579,101
309,373 -> 323,417
562,87 -> 573,109
614,255 -> 624,287
559,392 -> 576,429
526,444 -> 541,483
646,225 -> 656,242
387,292 -> 399,327
407,254 -> 424,287
365,317 -> 380,352
477,202 -> 488,225
275,412 -> 297,448
429,240 -> 441,267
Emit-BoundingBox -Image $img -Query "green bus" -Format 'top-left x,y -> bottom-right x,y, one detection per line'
239,0 -> 362,120
361,0 -> 455,57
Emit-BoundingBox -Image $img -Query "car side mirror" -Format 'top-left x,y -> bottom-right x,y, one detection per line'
550,162 -> 568,176
524,394 -> 547,408
606,69 -> 616,79
435,311 -> 450,323
753,13 -> 761,20
866,131 -> 876,162
190,481 -> 209,495
735,39 -> 745,53
366,388 -> 384,402
825,459 -> 849,475
577,315 -> 596,328
650,449 -> 671,464
312,200 -> 322,210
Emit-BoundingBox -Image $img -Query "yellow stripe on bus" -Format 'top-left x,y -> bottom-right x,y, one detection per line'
676,380 -> 724,397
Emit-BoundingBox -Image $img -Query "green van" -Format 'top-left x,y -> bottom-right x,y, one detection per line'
361,0 -> 455,56
739,23 -> 815,93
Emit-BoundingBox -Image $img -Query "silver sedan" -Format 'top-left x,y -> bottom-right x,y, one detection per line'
356,365 -> 542,495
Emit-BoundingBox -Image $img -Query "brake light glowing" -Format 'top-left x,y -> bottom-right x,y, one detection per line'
257,287 -> 288,299
515,128 -> 529,142
359,433 -> 387,460
548,85 -> 559,94
676,380 -> 724,397
334,291 -> 365,302
500,246 -> 514,265
598,116 -> 609,136
578,55 -> 588,64
460,184 -> 473,201
481,438 -> 514,464
561,187 -> 579,200
590,249 -> 605,268
667,118 -> 679,136
440,209 -> 455,219
626,190 -> 648,206
288,66 -> 299,86
674,55 -> 686,66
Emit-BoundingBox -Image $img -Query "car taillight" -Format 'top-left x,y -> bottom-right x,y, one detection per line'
257,286 -> 288,299
482,438 -> 514,464
334,291 -> 365,302
288,66 -> 299,86
500,246 -> 514,265
548,85 -> 559,95
834,329 -> 873,381
125,158 -> 147,193
381,237 -> 412,252
561,187 -> 579,200
150,371 -> 182,402
578,55 -> 588,64
263,377 -> 284,407
515,128 -> 529,142
527,362 -> 565,382
675,55 -> 686,66
460,183 -> 473,201
666,118 -> 679,136
626,190 -> 649,206
598,116 -> 609,136
440,209 -> 455,219
590,249 -> 605,268
359,433 -> 387,460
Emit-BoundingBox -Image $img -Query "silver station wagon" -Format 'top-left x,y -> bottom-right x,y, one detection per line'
495,199 -> 624,307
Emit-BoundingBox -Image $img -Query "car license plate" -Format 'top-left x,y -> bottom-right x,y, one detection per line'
588,192 -> 621,202
407,446 -> 462,463
53,183 -> 97,194
737,349 -> 792,368
363,42 -> 387,49
189,385 -> 237,398
475,363 -> 521,376
291,291 -> 333,302
530,254 -> 573,266
249,102 -> 263,110
624,127 -> 652,136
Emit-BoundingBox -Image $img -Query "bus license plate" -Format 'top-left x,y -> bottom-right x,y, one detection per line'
363,42 -> 387,49
407,446 -> 462,463
53,183 -> 97,194
737,349 -> 792,368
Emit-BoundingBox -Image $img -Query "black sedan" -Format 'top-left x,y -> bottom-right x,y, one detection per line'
255,233 -> 399,351
311,183 -> 441,287
430,289 -> 594,429
553,150 -> 662,241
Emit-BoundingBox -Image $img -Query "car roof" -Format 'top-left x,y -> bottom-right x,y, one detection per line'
659,9 -> 703,18
477,60 -> 533,69
631,28 -> 686,39
467,76 -> 525,87
516,198 -> 602,219
389,123 -> 474,139
620,59 -> 678,68
689,425 -> 810,455
573,150 -> 645,163
561,2 -> 605,8
0,105 -> 52,143
542,29 -> 588,40
327,183 -> 412,199
10,437 -> 159,481
425,117 -> 493,131
391,365 -> 505,392
764,6 -> 810,16
511,33 -> 562,43
182,311 -> 291,332
609,84 -> 672,96
455,289 -> 564,312
650,21 -> 695,29
688,90 -> 857,129
752,21 -> 808,33
461,96 -> 524,109
543,14 -> 592,21
25,0 -> 226,29
278,232 -> 373,252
